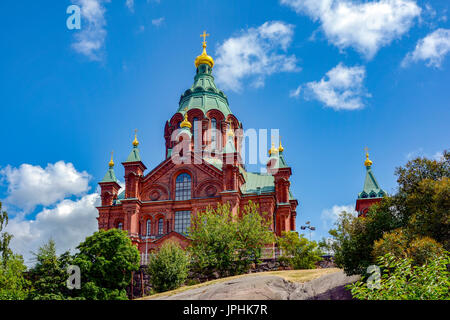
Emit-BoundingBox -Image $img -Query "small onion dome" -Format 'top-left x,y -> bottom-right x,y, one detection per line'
269,142 -> 279,156
108,151 -> 115,168
180,113 -> 192,129
132,131 -> 139,147
364,152 -> 373,167
195,42 -> 214,68
278,140 -> 284,153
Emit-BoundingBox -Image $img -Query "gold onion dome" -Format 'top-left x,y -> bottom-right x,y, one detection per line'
132,130 -> 139,147
180,113 -> 192,129
269,142 -> 279,156
365,151 -> 373,167
108,151 -> 114,168
278,140 -> 284,153
195,31 -> 214,68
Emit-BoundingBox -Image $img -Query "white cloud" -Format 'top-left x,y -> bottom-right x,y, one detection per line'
280,0 -> 421,59
289,85 -> 302,98
321,204 -> 357,230
125,0 -> 134,12
300,63 -> 369,110
6,193 -> 100,265
1,161 -> 90,212
151,17 -> 165,27
215,21 -> 299,92
72,0 -> 110,61
402,28 -> 450,67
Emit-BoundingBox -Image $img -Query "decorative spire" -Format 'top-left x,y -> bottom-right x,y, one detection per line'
132,129 -> 139,147
180,113 -> 192,129
226,119 -> 234,137
195,31 -> 215,68
278,137 -> 284,153
364,147 -> 373,167
109,151 -> 114,168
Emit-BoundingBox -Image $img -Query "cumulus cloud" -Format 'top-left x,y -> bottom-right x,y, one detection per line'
151,17 -> 165,27
214,21 -> 299,92
280,0 -> 421,59
321,204 -> 357,230
6,193 -> 100,265
299,63 -> 370,110
125,0 -> 134,12
1,161 -> 90,212
402,28 -> 450,67
71,0 -> 110,61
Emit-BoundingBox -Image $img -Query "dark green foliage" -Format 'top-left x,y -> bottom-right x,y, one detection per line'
277,231 -> 322,269
73,229 -> 140,300
28,240 -> 74,300
348,252 -> 450,300
147,241 -> 190,293
189,201 -> 274,277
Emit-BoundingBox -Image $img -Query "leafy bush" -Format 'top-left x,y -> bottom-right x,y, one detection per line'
0,254 -> 30,300
349,252 -> 450,300
147,241 -> 190,293
189,201 -> 273,277
372,228 -> 409,260
73,229 -> 140,300
406,236 -> 444,266
277,231 -> 322,269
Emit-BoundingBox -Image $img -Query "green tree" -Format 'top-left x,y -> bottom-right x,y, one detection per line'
189,201 -> 273,277
28,239 -> 74,300
147,241 -> 190,293
348,252 -> 450,300
277,231 -> 322,269
0,201 -> 30,300
73,229 -> 140,300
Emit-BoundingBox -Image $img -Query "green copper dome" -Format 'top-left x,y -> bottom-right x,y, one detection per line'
177,63 -> 232,117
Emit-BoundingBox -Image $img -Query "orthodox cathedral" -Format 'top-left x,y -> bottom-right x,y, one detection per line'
97,33 -> 298,260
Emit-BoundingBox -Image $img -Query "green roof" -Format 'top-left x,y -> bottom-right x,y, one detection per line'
124,146 -> 141,163
101,167 -> 118,183
358,166 -> 386,199
241,172 -> 275,194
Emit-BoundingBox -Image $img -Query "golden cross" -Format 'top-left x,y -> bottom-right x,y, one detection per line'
364,146 -> 369,153
134,128 -> 138,135
200,31 -> 210,45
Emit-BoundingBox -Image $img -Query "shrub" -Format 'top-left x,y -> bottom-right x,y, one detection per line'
372,228 -> 409,261
277,231 -> 322,269
348,252 -> 450,300
147,241 -> 190,293
407,236 -> 444,266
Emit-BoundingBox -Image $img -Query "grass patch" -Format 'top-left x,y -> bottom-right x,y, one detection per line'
138,268 -> 341,300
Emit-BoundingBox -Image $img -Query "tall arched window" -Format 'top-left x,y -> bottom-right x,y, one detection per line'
193,117 -> 199,149
146,220 -> 151,236
158,218 -> 164,235
175,173 -> 191,200
211,118 -> 217,149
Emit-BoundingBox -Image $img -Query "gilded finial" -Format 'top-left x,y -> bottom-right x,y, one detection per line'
180,113 -> 192,129
195,31 -> 215,68
278,136 -> 284,153
132,129 -> 139,147
364,147 -> 373,167
109,151 -> 114,168
269,140 -> 279,156
226,119 -> 234,137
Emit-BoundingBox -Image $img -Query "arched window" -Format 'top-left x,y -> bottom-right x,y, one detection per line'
118,222 -> 123,230
146,220 -> 151,235
193,117 -> 199,148
158,218 -> 164,235
211,118 -> 217,149
175,173 -> 191,200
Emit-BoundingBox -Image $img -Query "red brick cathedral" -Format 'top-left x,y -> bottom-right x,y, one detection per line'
97,34 -> 298,260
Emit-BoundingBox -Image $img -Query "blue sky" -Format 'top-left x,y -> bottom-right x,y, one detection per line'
0,0 -> 449,262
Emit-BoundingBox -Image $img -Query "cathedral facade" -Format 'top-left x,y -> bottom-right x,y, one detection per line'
97,35 -> 298,261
